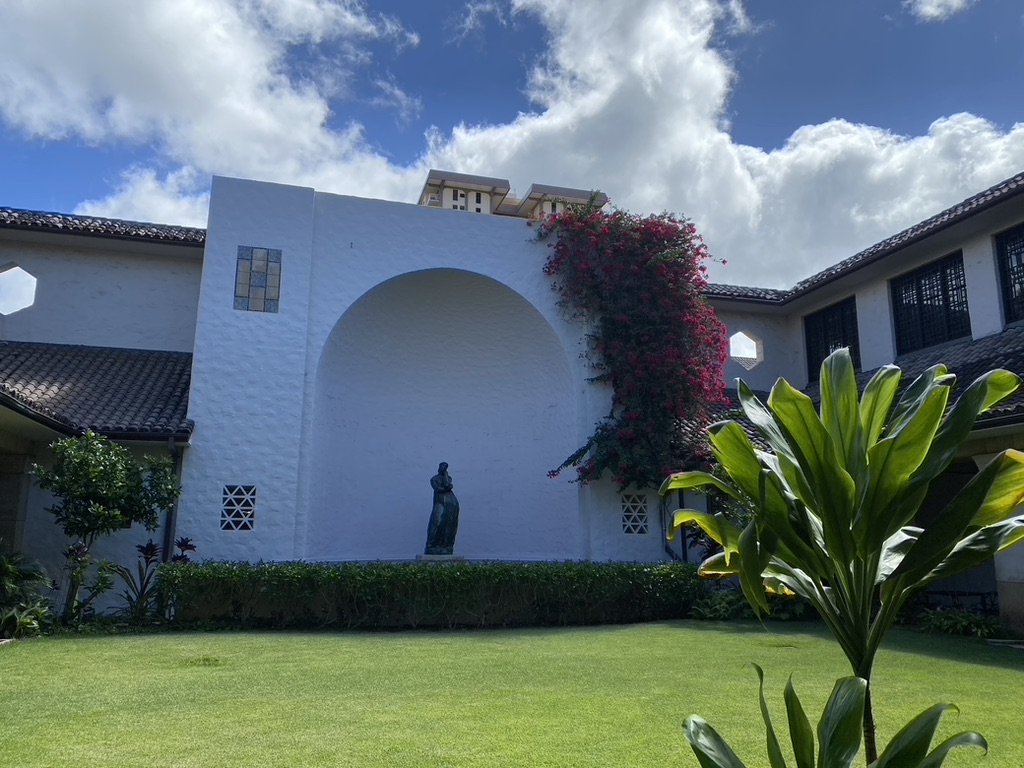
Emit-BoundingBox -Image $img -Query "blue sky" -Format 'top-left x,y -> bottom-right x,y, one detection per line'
1,0 -> 1022,288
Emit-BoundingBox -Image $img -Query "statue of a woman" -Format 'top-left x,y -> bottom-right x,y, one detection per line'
424,462 -> 460,555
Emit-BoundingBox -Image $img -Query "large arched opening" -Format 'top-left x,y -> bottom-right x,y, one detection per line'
306,268 -> 580,560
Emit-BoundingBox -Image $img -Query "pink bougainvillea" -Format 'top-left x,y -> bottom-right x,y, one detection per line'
537,200 -> 728,490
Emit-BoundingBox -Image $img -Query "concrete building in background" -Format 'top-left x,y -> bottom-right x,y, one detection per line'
1,169 -> 1023,628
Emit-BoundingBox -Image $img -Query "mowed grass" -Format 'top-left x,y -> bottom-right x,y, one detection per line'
2,623 -> 1022,767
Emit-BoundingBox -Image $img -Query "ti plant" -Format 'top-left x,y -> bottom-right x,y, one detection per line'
685,665 -> 987,768
661,348 -> 1024,762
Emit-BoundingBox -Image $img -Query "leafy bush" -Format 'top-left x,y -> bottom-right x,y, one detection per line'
33,431 -> 181,623
0,542 -> 52,638
918,607 -> 1005,638
157,560 -> 709,630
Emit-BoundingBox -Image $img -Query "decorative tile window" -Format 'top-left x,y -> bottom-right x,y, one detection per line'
997,223 -> 1024,324
621,494 -> 649,535
221,485 -> 256,531
234,246 -> 281,313
804,296 -> 860,381
891,252 -> 971,355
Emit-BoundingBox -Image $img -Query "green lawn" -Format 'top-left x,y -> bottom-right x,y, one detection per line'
1,623 -> 1022,767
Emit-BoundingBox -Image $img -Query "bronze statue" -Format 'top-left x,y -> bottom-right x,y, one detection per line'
424,462 -> 460,555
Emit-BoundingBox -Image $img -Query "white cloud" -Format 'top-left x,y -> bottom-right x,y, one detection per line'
904,0 -> 976,22
74,167 -> 211,227
371,77 -> 423,125
450,2 -> 509,43
1,0 -> 1022,291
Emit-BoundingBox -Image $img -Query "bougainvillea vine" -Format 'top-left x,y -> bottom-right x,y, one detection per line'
538,200 -> 728,490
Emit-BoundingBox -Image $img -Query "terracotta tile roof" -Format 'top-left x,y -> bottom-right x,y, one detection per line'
704,283 -> 790,303
707,170 -> 1024,305
0,207 -> 205,247
0,341 -> 193,440
802,326 -> 1024,426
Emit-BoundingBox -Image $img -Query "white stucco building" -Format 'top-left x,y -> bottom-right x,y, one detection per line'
2,169 -> 1024,627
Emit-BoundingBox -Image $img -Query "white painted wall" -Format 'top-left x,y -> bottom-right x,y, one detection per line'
0,236 -> 201,352
178,177 -> 605,563
713,308 -> 804,391
177,177 -> 315,561
307,269 -> 579,560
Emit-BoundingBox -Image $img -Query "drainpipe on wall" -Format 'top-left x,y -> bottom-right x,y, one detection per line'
161,436 -> 185,562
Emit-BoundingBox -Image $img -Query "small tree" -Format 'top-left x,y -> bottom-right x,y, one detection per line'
34,431 -> 180,623
662,349 -> 1024,763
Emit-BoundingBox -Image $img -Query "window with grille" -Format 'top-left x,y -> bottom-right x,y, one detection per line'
997,223 -> 1024,324
221,485 -> 256,531
621,494 -> 649,534
890,252 -> 971,355
804,297 -> 860,381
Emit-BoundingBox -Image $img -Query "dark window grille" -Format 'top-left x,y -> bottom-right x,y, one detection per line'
997,224 -> 1024,324
804,297 -> 860,382
891,252 -> 971,355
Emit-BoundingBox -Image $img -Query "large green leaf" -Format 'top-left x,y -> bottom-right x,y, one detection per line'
668,509 -> 743,552
855,385 -> 949,551
738,520 -> 771,616
684,716 -> 749,768
906,370 -> 1020,497
858,364 -> 902,449
660,470 -> 740,500
872,703 -> 950,768
916,731 -> 988,768
750,664 -> 788,768
919,519 -> 1024,586
768,379 -> 857,566
887,365 -> 953,435
892,449 -> 1024,584
816,677 -> 865,768
784,676 -> 815,768
819,348 -> 864,479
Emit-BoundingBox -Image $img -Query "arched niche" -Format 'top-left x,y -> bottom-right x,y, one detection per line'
307,268 -> 580,561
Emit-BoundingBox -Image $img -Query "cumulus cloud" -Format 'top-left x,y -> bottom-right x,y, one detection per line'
1,0 -> 1022,289
904,0 -> 976,22
74,167 -> 211,227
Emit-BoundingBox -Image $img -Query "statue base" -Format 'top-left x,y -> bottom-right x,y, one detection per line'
416,554 -> 465,563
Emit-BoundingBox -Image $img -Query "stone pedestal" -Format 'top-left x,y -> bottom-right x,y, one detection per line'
415,554 -> 465,563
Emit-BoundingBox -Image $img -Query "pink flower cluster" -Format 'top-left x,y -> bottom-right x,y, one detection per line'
538,203 -> 728,489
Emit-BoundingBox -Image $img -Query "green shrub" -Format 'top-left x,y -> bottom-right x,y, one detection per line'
156,560 -> 709,630
0,542 -> 52,638
918,607 -> 1006,638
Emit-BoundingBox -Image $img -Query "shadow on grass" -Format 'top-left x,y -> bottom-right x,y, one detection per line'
656,619 -> 1024,673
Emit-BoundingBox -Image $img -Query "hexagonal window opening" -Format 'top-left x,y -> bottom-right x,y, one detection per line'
0,265 -> 37,315
729,330 -> 763,371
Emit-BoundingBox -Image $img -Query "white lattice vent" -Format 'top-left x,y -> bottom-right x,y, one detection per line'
221,485 -> 256,531
621,494 -> 649,535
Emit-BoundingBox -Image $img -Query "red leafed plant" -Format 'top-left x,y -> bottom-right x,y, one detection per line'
538,200 -> 728,490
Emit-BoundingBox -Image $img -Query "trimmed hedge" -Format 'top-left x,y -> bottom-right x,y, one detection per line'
156,560 -> 708,630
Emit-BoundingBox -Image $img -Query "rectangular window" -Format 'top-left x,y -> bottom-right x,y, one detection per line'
475,192 -> 482,204
997,223 -> 1024,324
891,252 -> 971,355
804,297 -> 860,381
